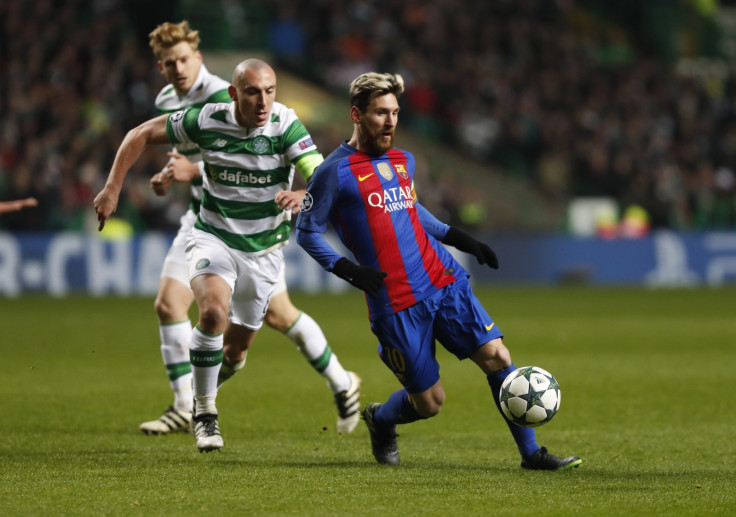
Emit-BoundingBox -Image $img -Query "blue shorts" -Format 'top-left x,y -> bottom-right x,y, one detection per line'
370,277 -> 503,393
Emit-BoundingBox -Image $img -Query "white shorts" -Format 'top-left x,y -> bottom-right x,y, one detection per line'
162,210 -> 288,296
273,260 -> 287,296
160,209 -> 196,287
186,228 -> 284,330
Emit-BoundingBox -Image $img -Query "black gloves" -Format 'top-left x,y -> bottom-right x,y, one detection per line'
442,226 -> 499,269
331,257 -> 387,297
329,228 -> 495,298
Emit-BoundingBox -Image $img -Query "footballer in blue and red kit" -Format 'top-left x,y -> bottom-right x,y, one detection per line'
296,142 -> 503,393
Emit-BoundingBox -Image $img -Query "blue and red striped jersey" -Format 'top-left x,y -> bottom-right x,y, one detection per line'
297,142 -> 468,320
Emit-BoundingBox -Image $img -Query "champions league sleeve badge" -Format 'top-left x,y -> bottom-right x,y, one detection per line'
300,192 -> 314,212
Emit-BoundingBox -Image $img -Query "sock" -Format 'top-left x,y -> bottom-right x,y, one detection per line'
487,363 -> 540,459
285,312 -> 351,393
374,389 -> 425,428
217,353 -> 247,388
159,321 -> 193,412
189,326 -> 223,415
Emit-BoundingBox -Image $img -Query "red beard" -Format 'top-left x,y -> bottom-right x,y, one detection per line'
359,119 -> 394,156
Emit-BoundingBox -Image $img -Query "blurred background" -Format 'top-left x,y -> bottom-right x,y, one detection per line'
2,0 -> 736,294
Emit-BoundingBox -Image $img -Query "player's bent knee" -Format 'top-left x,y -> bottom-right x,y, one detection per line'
153,297 -> 176,321
198,304 -> 229,331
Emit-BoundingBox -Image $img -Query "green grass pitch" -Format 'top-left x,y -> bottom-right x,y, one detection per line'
1,286 -> 734,516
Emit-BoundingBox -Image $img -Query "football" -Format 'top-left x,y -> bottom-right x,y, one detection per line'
499,366 -> 561,427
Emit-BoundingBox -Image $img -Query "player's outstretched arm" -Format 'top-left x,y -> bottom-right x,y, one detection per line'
442,226 -> 499,269
93,114 -> 170,231
0,197 -> 37,215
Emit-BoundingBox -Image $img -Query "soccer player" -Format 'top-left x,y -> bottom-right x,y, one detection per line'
138,22 -> 360,439
0,197 -> 37,215
137,20 -> 231,437
94,57 -> 360,452
295,72 -> 582,470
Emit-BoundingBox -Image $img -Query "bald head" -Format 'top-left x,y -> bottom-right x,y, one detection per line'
232,58 -> 274,86
228,58 -> 277,128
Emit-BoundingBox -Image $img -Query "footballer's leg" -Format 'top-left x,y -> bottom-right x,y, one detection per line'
263,272 -> 361,434
361,381 -> 440,466
361,305 -> 438,464
441,278 -> 581,470
189,271 -> 233,452
139,269 -> 194,435
473,340 -> 582,471
471,338 -> 541,459
218,322 -> 255,387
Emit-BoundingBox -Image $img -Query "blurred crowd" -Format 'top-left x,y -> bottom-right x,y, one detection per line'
0,0 -> 179,232
271,0 -> 736,231
2,0 -> 736,233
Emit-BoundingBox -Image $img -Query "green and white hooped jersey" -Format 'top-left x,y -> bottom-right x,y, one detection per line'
166,101 -> 322,255
155,64 -> 231,211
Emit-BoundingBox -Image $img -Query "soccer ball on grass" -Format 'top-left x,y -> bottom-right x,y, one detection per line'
499,366 -> 561,427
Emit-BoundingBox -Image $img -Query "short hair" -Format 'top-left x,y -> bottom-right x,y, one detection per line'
349,73 -> 405,112
148,20 -> 200,59
232,58 -> 273,86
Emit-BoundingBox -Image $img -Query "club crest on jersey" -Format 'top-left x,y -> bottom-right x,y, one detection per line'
377,162 -> 393,180
300,192 -> 314,212
252,136 -> 270,154
394,163 -> 409,179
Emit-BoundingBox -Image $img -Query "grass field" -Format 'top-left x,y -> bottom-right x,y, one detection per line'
1,286 -> 735,516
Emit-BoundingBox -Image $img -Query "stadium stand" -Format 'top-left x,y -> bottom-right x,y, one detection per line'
2,0 -> 735,232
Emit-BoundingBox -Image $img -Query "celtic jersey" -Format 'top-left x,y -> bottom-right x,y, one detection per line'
154,64 -> 231,212
166,100 -> 322,255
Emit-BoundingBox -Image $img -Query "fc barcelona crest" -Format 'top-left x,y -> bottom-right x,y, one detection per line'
377,162 -> 393,180
395,163 -> 409,179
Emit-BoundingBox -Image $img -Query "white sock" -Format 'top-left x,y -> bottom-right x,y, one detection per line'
217,353 -> 247,388
189,326 -> 223,415
285,312 -> 351,393
194,394 -> 217,416
173,388 -> 193,413
159,321 -> 193,412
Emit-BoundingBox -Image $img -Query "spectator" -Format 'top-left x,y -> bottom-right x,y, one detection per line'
4,0 -> 736,232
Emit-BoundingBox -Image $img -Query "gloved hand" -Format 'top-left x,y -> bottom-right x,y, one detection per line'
442,226 -> 499,269
331,257 -> 387,297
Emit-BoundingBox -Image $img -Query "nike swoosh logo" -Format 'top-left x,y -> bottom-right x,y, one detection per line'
485,323 -> 495,331
358,173 -> 374,182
